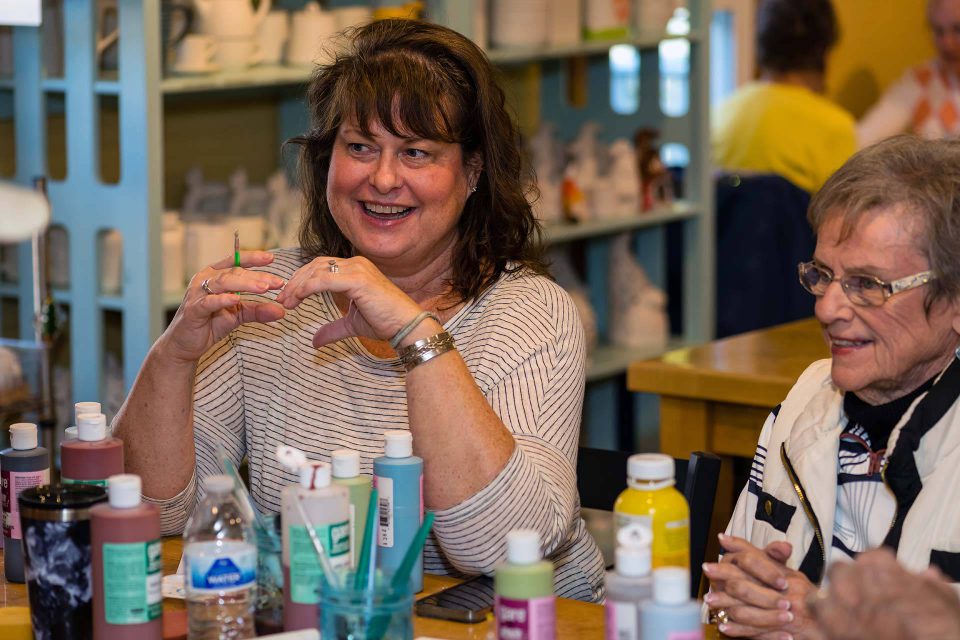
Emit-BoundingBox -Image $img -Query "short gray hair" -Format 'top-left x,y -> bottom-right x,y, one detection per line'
808,135 -> 960,312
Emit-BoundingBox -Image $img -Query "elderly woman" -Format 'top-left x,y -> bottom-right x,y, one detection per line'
113,19 -> 604,601
703,135 -> 960,639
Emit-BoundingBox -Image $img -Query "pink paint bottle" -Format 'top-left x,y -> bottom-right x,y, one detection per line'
61,413 -> 123,486
91,474 -> 162,640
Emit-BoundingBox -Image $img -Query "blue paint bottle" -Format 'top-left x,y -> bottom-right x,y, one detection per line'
373,430 -> 423,592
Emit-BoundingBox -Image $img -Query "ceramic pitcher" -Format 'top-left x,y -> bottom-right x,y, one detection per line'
194,0 -> 271,39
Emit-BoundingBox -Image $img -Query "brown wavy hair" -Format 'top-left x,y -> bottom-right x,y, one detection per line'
288,19 -> 547,303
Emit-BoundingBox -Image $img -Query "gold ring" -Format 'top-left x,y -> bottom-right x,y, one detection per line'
201,278 -> 214,295
328,259 -> 339,274
712,609 -> 730,626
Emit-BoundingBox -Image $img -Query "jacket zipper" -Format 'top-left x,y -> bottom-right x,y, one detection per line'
780,442 -> 825,579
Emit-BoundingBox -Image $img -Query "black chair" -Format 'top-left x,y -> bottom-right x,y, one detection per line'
576,447 -> 722,598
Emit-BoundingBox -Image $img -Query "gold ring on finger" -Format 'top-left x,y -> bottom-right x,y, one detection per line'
201,278 -> 214,295
711,609 -> 730,626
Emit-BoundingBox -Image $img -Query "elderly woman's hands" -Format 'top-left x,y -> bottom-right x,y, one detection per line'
163,251 -> 286,364
704,534 -> 822,640
274,255 -> 425,347
810,548 -> 960,640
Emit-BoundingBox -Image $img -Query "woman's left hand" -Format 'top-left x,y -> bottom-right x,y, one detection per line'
274,255 -> 423,347
704,534 -> 823,640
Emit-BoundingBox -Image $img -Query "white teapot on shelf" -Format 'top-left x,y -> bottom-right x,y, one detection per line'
193,0 -> 271,39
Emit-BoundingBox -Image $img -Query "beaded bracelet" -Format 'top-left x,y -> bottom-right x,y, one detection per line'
397,331 -> 456,372
389,311 -> 440,350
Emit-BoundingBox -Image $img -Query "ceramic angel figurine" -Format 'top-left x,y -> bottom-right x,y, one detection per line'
608,233 -> 668,351
528,123 -> 564,224
563,122 -> 601,222
608,138 -> 640,217
549,248 -> 598,354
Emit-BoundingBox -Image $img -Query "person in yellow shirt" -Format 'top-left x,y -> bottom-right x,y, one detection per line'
712,0 -> 856,193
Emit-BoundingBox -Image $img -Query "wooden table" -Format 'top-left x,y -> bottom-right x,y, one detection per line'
627,318 -> 829,541
0,537 -> 604,639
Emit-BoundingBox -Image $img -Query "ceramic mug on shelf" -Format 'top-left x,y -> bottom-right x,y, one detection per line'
161,0 -> 194,75
256,11 -> 289,66
286,2 -> 337,67
194,0 -> 272,39
214,37 -> 263,71
173,34 -> 219,73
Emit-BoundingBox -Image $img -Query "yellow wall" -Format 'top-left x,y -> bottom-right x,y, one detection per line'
827,0 -> 936,118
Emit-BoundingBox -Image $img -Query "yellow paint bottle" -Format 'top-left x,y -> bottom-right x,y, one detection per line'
613,454 -> 690,569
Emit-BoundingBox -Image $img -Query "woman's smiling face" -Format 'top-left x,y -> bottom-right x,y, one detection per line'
814,208 -> 960,404
325,117 -> 480,275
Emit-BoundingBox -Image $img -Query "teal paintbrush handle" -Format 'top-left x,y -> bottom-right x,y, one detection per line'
354,488 -> 379,590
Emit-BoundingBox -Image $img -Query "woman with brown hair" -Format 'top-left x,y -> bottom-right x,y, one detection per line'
113,19 -> 605,601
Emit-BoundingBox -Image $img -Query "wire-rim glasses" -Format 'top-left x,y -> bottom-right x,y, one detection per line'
797,261 -> 936,307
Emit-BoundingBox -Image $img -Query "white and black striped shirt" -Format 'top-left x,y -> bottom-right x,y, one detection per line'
150,248 -> 606,602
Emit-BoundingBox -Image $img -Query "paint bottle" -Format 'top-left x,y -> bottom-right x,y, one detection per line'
605,524 -> 654,640
65,401 -> 101,442
494,529 -> 556,640
640,567 -> 703,640
1,423 -> 50,582
373,430 -> 423,592
91,474 -> 162,640
281,461 -> 350,631
613,453 -> 689,569
331,448 -> 371,568
61,412 -> 124,486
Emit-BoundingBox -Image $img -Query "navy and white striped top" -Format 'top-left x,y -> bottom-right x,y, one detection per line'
149,248 -> 606,602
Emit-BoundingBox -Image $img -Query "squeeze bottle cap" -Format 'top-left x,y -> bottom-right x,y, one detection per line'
627,453 -> 675,483
505,529 -> 541,565
615,524 -> 652,577
384,430 -> 413,458
203,474 -> 234,495
652,567 -> 689,605
299,461 -> 332,489
331,449 -> 360,478
108,474 -> 142,509
74,401 -> 100,426
64,426 -> 78,441
77,412 -> 107,441
9,423 -> 38,450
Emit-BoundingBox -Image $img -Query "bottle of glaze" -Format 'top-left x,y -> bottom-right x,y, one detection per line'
65,401 -> 101,442
640,567 -> 703,640
281,460 -> 350,631
61,413 -> 124,486
91,474 -> 162,640
331,448 -> 371,567
373,430 -> 423,592
494,529 -> 556,640
605,525 -> 654,640
1,423 -> 50,582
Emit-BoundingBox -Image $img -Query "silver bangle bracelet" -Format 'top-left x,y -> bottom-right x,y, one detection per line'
398,331 -> 456,371
389,311 -> 440,350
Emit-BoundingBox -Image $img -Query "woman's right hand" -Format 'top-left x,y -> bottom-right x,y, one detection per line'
160,251 -> 287,364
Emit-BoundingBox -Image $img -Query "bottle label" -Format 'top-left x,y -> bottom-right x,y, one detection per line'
605,600 -> 638,640
62,476 -> 108,487
102,539 -> 162,624
185,540 -> 257,594
1,468 -> 50,540
348,503 -> 356,566
289,521 -> 350,604
495,594 -> 556,640
375,475 -> 394,548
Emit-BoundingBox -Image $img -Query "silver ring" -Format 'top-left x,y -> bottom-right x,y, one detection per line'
328,259 -> 339,274
201,278 -> 214,295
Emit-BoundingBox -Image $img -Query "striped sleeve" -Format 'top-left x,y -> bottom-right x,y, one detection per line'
148,334 -> 248,535
431,279 -> 587,574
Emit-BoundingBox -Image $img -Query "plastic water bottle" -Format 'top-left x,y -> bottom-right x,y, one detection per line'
184,474 -> 257,639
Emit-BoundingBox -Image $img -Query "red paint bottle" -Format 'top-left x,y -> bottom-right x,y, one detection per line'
61,412 -> 123,486
91,474 -> 162,640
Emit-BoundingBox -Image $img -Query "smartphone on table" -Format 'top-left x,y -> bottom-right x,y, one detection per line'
415,575 -> 496,624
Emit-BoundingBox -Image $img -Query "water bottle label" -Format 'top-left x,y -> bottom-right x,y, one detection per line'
605,600 -> 638,640
1,468 -> 50,540
186,541 -> 257,594
376,475 -> 394,548
289,521 -> 350,604
495,594 -> 556,640
103,539 -> 162,624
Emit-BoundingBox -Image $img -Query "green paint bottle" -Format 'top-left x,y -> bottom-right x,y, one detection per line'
331,448 -> 371,568
494,529 -> 556,640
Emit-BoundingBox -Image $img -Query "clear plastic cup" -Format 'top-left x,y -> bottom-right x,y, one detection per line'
320,572 -> 413,640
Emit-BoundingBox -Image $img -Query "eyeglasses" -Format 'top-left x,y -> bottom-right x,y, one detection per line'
797,261 -> 936,307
